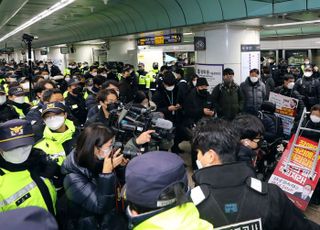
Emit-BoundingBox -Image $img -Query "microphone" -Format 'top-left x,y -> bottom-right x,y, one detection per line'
152,118 -> 173,130
129,105 -> 149,114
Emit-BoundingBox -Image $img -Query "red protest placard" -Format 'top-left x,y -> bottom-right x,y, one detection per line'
269,135 -> 319,211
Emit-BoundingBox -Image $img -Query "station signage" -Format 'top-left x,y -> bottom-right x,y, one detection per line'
137,34 -> 182,46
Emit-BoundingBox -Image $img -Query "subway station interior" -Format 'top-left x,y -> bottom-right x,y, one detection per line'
1,0 -> 320,229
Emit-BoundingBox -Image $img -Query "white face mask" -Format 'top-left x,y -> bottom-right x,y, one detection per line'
196,160 -> 203,169
91,72 -> 97,77
165,85 -> 175,91
8,78 -> 16,83
13,96 -> 25,104
304,72 -> 313,77
305,61 -> 310,65
97,146 -> 112,160
1,145 -> 32,164
65,77 -> 70,82
250,76 -> 259,83
310,115 -> 320,123
287,82 -> 295,90
0,95 -> 6,105
192,80 -> 197,86
43,75 -> 50,80
21,82 -> 30,90
44,115 -> 65,131
101,73 -> 107,77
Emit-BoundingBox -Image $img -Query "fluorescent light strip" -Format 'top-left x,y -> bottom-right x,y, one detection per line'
264,20 -> 320,28
0,0 -> 75,42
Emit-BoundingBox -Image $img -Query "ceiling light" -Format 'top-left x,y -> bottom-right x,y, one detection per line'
264,19 -> 320,28
183,32 -> 193,35
0,0 -> 75,43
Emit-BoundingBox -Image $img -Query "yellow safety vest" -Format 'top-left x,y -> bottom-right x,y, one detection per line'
0,168 -> 57,213
12,105 -> 25,119
64,68 -> 71,76
34,119 -> 75,166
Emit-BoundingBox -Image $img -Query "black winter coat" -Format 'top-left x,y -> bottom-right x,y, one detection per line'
184,88 -> 212,125
65,93 -> 88,125
192,162 -> 319,230
119,76 -> 138,104
61,151 -> 126,230
0,102 -> 19,122
294,77 -> 320,110
240,78 -> 266,114
211,82 -> 243,120
152,85 -> 179,123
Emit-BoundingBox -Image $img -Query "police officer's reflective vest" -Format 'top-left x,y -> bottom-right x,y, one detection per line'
146,70 -> 158,91
12,105 -> 25,119
34,119 -> 75,166
0,168 -> 56,213
64,68 -> 71,76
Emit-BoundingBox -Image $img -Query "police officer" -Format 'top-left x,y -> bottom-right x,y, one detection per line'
0,85 -> 19,122
191,118 -> 319,230
65,78 -> 88,125
294,66 -> 320,111
0,119 -> 58,215
125,151 -> 213,230
34,102 -> 79,166
7,86 -> 31,118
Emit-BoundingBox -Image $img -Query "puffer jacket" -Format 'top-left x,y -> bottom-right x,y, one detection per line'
61,150 -> 125,230
240,78 -> 266,114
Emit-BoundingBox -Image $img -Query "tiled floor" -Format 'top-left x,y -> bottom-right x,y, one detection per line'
177,141 -> 320,224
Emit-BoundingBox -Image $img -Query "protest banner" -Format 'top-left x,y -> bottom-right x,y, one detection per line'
269,135 -> 319,210
269,92 -> 298,136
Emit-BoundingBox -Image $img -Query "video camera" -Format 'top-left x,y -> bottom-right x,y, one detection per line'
109,102 -> 174,146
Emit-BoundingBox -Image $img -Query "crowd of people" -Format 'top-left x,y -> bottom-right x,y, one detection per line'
0,58 -> 319,229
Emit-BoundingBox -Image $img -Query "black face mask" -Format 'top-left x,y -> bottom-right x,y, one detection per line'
198,89 -> 208,97
72,86 -> 82,95
106,102 -> 120,113
224,79 -> 233,85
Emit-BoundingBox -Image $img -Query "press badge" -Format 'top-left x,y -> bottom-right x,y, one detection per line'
215,218 -> 263,230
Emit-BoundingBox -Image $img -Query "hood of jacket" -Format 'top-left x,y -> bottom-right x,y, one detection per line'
133,202 -> 213,230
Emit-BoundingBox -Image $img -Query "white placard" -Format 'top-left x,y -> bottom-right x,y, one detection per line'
241,44 -> 260,81
195,63 -> 224,92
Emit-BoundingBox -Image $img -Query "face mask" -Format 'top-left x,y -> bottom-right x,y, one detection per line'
304,72 -> 313,77
305,61 -> 310,65
250,77 -> 259,83
43,75 -> 50,80
106,102 -> 119,113
97,147 -> 112,160
1,145 -> 32,164
196,160 -> 203,169
71,66 -> 77,69
0,95 -> 6,105
91,72 -> 97,77
72,86 -> 82,95
101,73 -> 107,77
13,96 -> 25,104
39,65 -> 44,69
198,89 -> 208,97
65,77 -> 70,82
192,80 -> 197,86
165,86 -> 175,91
44,116 -> 65,131
310,115 -> 320,123
287,82 -> 295,90
21,82 -> 30,90
48,65 -> 52,68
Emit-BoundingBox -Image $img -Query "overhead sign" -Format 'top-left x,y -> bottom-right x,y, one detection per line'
269,136 -> 320,211
240,44 -> 260,81
0,47 -> 14,54
195,63 -> 224,92
137,34 -> 182,46
269,92 -> 299,136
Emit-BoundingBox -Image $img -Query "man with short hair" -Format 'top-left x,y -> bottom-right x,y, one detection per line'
191,118 -> 319,230
240,69 -> 266,115
211,68 -> 243,120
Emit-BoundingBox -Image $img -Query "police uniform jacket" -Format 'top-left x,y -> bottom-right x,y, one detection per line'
0,102 -> 19,122
191,161 -> 319,230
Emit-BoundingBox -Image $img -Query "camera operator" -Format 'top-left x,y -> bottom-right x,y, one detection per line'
86,89 -> 155,153
61,123 -> 128,229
